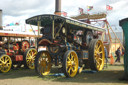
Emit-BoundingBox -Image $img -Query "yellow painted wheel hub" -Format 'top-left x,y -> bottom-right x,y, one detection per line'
0,54 -> 12,73
37,51 -> 51,76
94,40 -> 105,71
26,48 -> 37,69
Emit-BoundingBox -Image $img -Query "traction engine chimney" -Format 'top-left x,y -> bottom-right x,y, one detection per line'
0,9 -> 2,30
54,0 -> 61,16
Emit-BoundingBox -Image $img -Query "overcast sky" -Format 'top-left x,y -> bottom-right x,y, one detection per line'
0,0 -> 128,31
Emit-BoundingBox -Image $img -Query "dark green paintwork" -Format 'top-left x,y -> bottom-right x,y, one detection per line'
119,18 -> 128,79
26,14 -> 105,32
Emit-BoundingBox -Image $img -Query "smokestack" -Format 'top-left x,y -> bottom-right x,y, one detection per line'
0,9 -> 2,30
55,0 -> 61,16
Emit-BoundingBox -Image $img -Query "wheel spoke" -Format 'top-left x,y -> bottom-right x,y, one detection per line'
95,44 -> 98,50
27,53 -> 31,58
5,59 -> 10,63
0,59 -> 4,63
26,57 -> 31,60
99,51 -> 103,54
67,67 -> 72,74
70,53 -> 74,61
99,57 -> 102,60
71,67 -> 75,72
67,56 -> 71,61
32,52 -> 37,56
97,45 -> 101,50
67,61 -> 71,66
6,63 -> 11,66
96,59 -> 100,66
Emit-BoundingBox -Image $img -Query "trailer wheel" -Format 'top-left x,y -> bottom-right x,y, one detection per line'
0,54 -> 12,73
89,39 -> 105,71
62,50 -> 79,77
21,40 -> 30,52
35,51 -> 52,76
24,48 -> 37,69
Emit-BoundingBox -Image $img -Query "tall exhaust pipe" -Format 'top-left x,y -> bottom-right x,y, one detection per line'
0,9 -> 2,30
54,0 -> 61,16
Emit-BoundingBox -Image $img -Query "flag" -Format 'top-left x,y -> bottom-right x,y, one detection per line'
61,11 -> 67,17
79,7 -> 83,14
10,23 -> 15,26
87,6 -> 93,11
6,24 -> 10,26
15,22 -> 19,25
106,5 -> 113,11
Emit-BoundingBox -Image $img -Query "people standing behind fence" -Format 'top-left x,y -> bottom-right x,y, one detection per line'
115,47 -> 121,63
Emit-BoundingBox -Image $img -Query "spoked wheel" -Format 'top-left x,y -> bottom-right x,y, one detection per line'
24,48 -> 37,69
62,50 -> 79,78
0,54 -> 12,73
35,51 -> 52,76
89,39 -> 105,71
21,40 -> 30,52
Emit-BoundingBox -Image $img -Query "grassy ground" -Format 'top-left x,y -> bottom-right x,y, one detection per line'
0,59 -> 128,85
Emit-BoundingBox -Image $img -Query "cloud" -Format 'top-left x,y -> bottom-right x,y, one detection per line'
0,0 -> 128,32
0,0 -> 54,16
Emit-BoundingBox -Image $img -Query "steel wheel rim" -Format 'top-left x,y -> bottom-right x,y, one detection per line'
38,51 -> 51,76
26,49 -> 37,69
66,51 -> 78,77
0,55 -> 12,73
94,40 -> 105,71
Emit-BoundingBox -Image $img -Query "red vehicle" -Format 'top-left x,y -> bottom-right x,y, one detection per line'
0,31 -> 41,73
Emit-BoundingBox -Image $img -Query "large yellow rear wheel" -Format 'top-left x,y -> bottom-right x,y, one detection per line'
62,50 -> 79,77
89,39 -> 105,71
35,51 -> 52,76
0,54 -> 12,73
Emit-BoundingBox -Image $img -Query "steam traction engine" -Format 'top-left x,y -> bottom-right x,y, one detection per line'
26,14 -> 105,77
0,31 -> 38,73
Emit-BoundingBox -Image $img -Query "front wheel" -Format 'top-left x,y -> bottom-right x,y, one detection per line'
24,48 -> 37,69
35,51 -> 52,76
62,50 -> 79,78
0,54 -> 12,73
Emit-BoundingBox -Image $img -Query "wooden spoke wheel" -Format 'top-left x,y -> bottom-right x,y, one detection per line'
24,48 -> 37,69
62,50 -> 79,78
35,51 -> 52,76
89,39 -> 105,71
0,54 -> 12,73
21,40 -> 30,52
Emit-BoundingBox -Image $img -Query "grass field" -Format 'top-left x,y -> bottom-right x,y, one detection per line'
0,59 -> 128,85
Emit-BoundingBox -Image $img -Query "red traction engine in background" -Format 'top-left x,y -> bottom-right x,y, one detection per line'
0,32 -> 38,73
